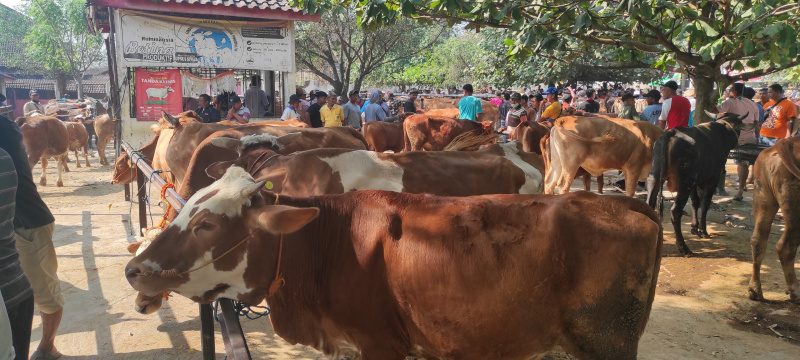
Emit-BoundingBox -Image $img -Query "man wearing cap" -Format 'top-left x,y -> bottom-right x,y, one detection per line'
640,90 -> 663,125
343,90 -> 363,129
307,91 -> 326,128
575,89 -> 600,113
538,87 -> 562,123
244,76 -> 270,117
195,94 -> 221,123
225,95 -> 250,124
499,92 -> 528,140
658,80 -> 691,130
23,90 -> 45,117
458,84 -> 483,122
760,83 -> 797,146
403,90 -> 423,115
280,95 -> 301,121
617,93 -> 640,121
320,92 -> 344,127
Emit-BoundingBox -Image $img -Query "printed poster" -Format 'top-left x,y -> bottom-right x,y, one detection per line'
118,10 -> 294,72
135,68 -> 183,121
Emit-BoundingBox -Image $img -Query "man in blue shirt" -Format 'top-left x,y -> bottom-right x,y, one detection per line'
640,90 -> 663,125
458,84 -> 483,122
195,94 -> 221,123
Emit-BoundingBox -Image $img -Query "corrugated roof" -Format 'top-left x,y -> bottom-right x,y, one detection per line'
161,0 -> 300,12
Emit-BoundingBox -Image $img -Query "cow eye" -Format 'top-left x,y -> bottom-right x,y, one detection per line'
193,221 -> 216,236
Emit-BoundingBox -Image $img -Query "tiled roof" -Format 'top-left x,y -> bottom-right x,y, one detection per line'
162,0 -> 300,12
6,77 -> 108,94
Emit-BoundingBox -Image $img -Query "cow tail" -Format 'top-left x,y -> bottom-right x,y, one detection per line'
776,139 -> 800,180
539,134 -> 551,185
403,121 -> 411,152
646,131 -> 675,218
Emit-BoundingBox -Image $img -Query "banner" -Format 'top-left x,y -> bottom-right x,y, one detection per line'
118,10 -> 294,72
135,68 -> 183,121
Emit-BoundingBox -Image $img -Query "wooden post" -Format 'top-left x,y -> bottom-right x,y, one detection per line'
136,168 -> 146,236
199,304 -> 216,360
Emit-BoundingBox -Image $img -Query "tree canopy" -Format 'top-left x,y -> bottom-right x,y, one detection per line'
296,0 -> 800,122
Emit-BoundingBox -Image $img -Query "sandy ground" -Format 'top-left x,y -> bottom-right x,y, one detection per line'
25,145 -> 799,359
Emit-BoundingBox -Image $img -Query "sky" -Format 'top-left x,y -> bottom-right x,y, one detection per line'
1,0 -> 24,10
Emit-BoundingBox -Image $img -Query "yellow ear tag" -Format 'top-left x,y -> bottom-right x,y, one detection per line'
265,181 -> 273,190
218,169 -> 224,175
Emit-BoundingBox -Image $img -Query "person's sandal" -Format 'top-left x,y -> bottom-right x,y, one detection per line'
30,350 -> 62,360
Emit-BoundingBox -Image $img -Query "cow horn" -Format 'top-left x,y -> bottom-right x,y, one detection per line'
737,112 -> 750,122
162,111 -> 180,128
210,137 -> 243,152
241,180 -> 267,199
276,132 -> 301,146
704,110 -> 718,120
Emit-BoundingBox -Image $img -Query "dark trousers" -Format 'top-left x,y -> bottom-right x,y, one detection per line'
85,123 -> 97,150
6,294 -> 34,360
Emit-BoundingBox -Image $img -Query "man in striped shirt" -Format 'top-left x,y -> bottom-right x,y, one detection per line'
0,146 -> 34,360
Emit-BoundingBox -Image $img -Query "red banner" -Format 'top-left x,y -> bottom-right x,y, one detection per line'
135,68 -> 183,121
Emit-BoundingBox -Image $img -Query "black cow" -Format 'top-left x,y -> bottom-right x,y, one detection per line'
647,111 -> 749,255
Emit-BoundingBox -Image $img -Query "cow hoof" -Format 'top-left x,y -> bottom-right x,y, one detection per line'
86,163 -> 91,167
40,179 -> 47,186
56,181 -> 63,187
691,228 -> 699,236
76,164 -> 81,168
748,288 -> 763,301
678,247 -> 693,256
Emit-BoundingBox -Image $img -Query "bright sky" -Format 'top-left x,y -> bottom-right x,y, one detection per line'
1,0 -> 24,10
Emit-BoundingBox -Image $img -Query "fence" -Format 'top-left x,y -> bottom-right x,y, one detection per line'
121,140 -> 252,360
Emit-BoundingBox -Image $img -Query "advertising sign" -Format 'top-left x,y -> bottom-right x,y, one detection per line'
118,10 -> 294,72
135,68 -> 183,121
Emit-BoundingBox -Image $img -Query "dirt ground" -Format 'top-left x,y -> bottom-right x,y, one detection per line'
26,146 -> 799,359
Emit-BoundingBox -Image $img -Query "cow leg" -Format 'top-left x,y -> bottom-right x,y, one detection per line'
84,146 -> 91,167
40,157 -> 48,186
56,154 -> 65,187
749,180 -> 779,301
689,187 -> 701,236
582,174 -> 591,192
776,195 -> 800,302
624,169 -> 639,197
695,184 -> 716,239
61,155 -> 71,172
671,186 -> 693,255
596,174 -> 603,194
73,149 -> 82,168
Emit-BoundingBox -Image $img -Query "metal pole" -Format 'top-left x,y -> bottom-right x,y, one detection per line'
199,304 -> 215,360
136,166 -> 147,237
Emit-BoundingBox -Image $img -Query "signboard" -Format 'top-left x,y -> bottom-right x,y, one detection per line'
117,10 -> 294,72
135,68 -> 183,121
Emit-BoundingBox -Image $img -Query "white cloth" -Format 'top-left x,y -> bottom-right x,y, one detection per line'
658,98 -> 672,122
181,71 -> 237,97
280,107 -> 299,120
718,97 -> 759,144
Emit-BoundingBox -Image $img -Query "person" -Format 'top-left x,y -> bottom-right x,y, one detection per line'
561,93 -> 573,111
490,91 -> 504,106
225,95 -> 250,124
640,90 -> 663,125
403,90 -> 423,114
575,89 -> 600,113
386,92 -> 403,116
758,87 -> 769,105
760,83 -> 798,146
539,87 -> 561,123
307,91 -> 326,128
75,115 -> 96,155
320,92 -> 344,127
718,83 -> 760,201
364,91 -> 398,123
528,94 -> 543,122
23,90 -> 45,117
280,95 -> 301,121
658,80 -> 691,130
497,93 -> 511,126
0,115 -> 64,360
742,86 -> 764,140
379,93 -> 391,117
499,92 -> 528,140
195,94 -> 221,123
617,93 -> 640,121
1,144 -> 34,360
244,76 -> 270,117
342,90 -> 363,130
458,84 -> 483,122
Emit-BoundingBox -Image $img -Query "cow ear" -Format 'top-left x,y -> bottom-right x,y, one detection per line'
162,111 -> 180,128
254,169 -> 287,193
256,206 -> 319,234
276,132 -> 301,146
206,160 -> 236,180
210,137 -> 243,153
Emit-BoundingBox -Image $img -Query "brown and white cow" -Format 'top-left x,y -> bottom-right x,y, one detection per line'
125,167 -> 663,360
94,114 -> 115,166
63,121 -> 90,169
544,116 -> 662,196
404,115 -> 493,151
15,116 -> 70,187
749,137 -> 800,303
362,120 -> 404,153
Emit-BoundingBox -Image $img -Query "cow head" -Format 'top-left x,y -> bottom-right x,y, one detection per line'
704,110 -> 750,129
124,166 -> 318,305
111,152 -> 134,184
209,132 -> 301,156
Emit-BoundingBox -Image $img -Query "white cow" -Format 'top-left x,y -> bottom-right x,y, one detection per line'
145,86 -> 174,102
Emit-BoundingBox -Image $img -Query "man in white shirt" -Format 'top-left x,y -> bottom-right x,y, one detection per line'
280,95 -> 301,120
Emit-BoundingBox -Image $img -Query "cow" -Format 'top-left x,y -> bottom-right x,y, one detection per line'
111,134 -> 159,185
749,137 -> 800,303
15,116 -> 70,187
145,86 -> 174,102
416,97 -> 458,110
94,114 -> 115,166
362,120 -> 404,153
421,103 -> 500,125
403,115 -> 493,151
646,111 -> 748,255
63,121 -> 90,169
544,116 -> 662,197
125,167 -> 663,360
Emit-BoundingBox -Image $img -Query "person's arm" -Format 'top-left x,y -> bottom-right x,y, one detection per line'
658,98 -> 671,129
476,99 -> 484,122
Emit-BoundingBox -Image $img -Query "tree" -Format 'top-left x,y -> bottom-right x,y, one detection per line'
297,0 -> 800,123
24,0 -> 105,98
295,5 -> 446,96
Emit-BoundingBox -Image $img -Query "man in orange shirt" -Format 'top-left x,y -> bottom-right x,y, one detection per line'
760,83 -> 797,146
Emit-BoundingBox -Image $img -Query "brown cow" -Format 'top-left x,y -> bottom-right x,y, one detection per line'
111,134 -> 159,185
94,114 -> 115,166
404,115 -> 493,151
544,116 -> 662,196
422,103 -> 499,125
125,168 -> 663,360
15,116 -> 70,187
749,137 -> 800,303
416,97 -> 458,109
363,121 -> 404,153
63,121 -> 90,169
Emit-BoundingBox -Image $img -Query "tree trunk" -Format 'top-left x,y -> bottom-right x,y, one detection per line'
55,73 -> 68,100
76,77 -> 84,99
690,74 -> 717,124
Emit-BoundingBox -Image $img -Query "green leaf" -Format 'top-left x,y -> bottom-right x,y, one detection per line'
733,61 -> 744,71
743,39 -> 755,55
695,20 -> 719,37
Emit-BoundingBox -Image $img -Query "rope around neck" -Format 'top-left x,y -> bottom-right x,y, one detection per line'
247,150 -> 281,175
